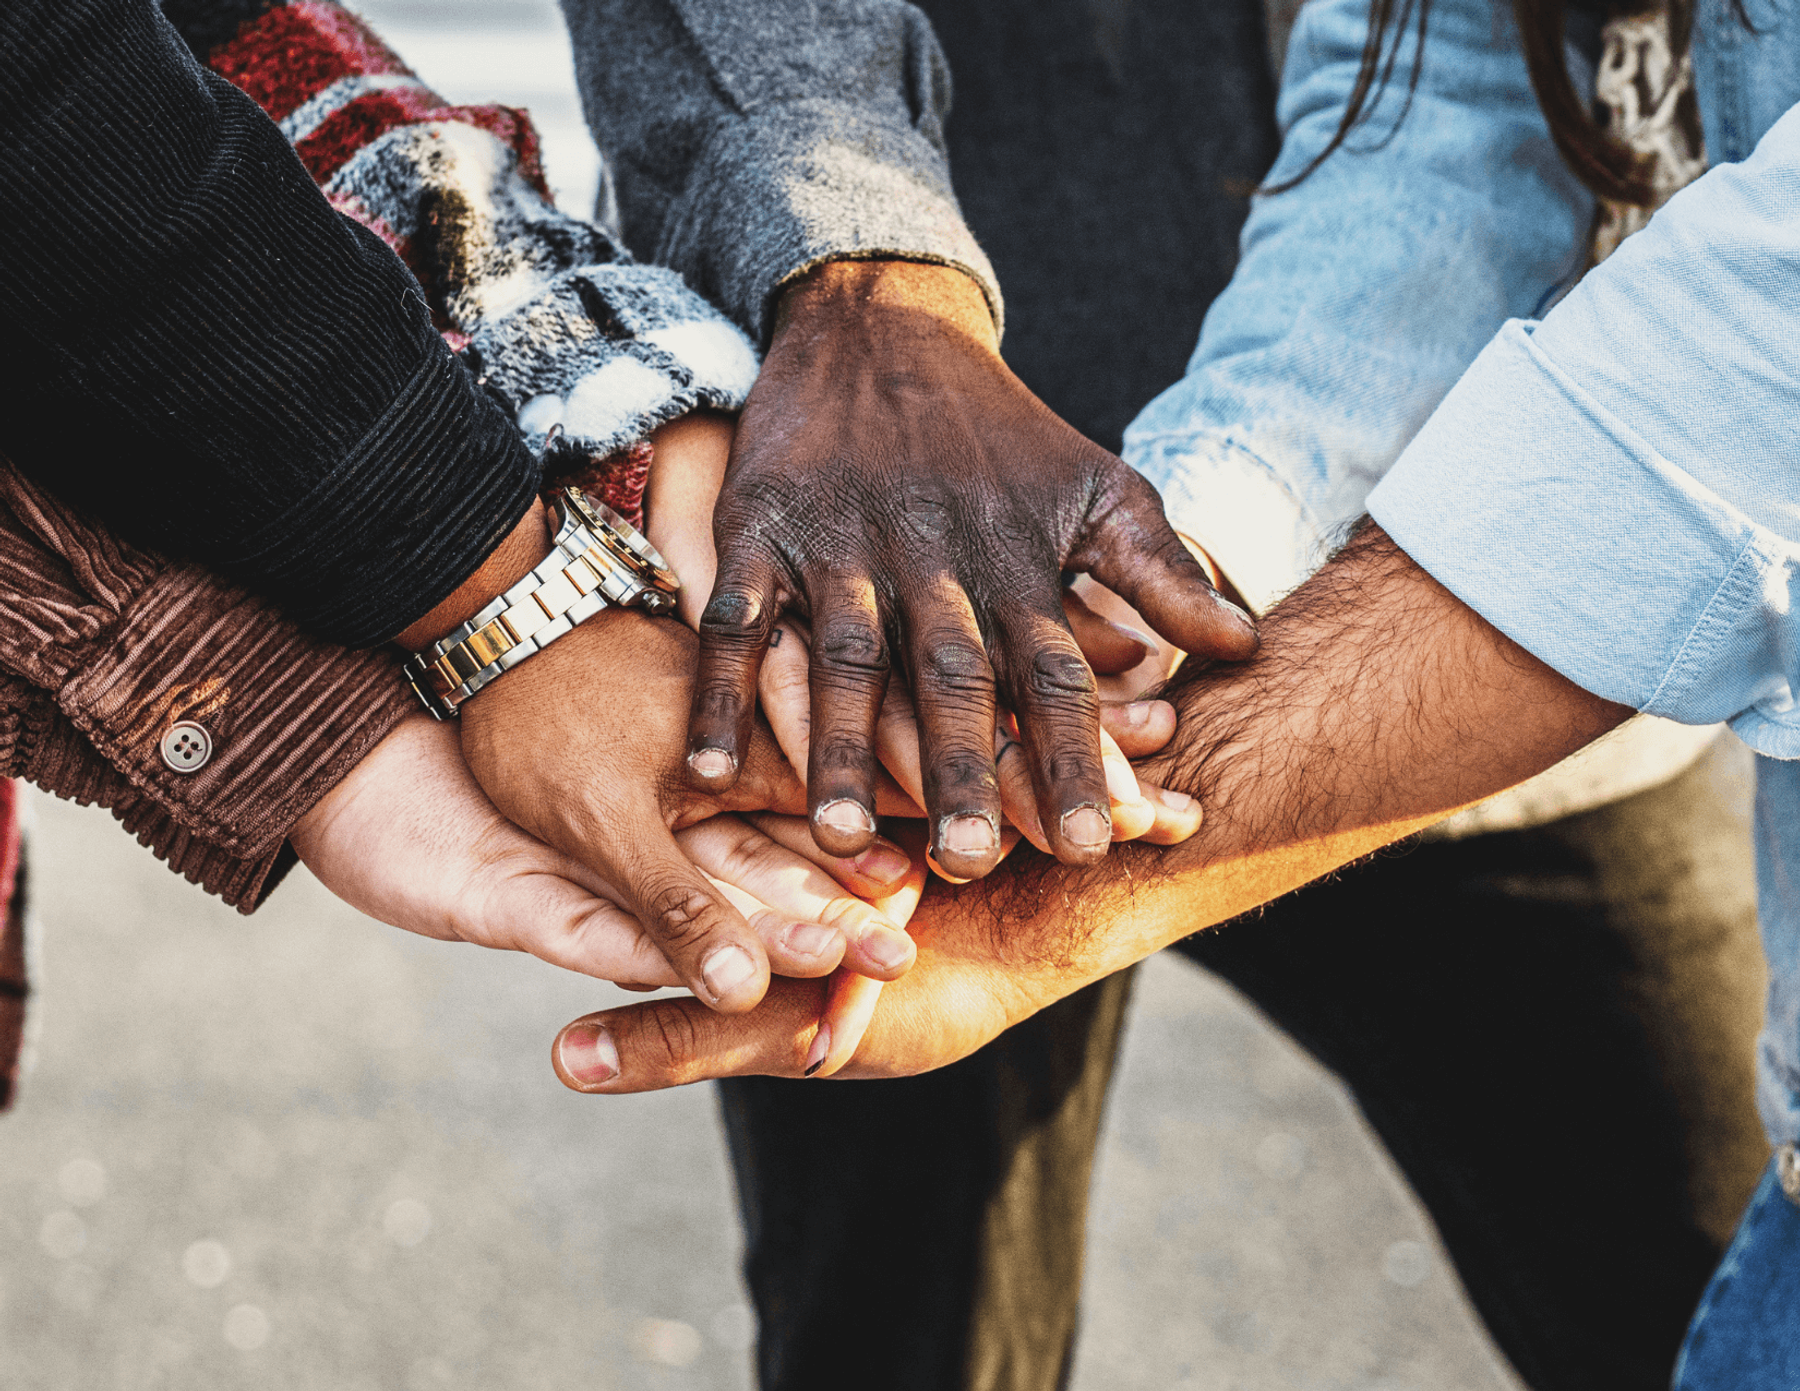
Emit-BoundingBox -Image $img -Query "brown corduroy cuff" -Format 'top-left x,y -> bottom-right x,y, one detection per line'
54,562 -> 415,869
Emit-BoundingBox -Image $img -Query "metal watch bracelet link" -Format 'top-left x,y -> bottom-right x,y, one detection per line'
401,490 -> 679,720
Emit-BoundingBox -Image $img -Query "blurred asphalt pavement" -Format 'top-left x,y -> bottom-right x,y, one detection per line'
0,4 -> 1524,1388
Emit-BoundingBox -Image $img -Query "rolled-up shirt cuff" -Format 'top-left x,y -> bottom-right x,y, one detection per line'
1368,319 -> 1800,756
662,100 -> 1002,345
1127,434 -> 1333,616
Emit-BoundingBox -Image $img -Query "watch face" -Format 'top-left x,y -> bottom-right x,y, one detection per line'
562,489 -> 681,595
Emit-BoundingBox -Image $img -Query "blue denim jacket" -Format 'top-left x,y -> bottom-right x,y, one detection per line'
1127,0 -> 1800,1141
1127,0 -> 1794,609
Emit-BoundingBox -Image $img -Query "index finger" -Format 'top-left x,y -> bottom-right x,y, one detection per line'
689,546 -> 784,790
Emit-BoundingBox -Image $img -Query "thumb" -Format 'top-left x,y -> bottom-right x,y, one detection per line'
457,854 -> 682,988
595,806 -> 777,1012
552,979 -> 825,1092
1076,478 -> 1257,662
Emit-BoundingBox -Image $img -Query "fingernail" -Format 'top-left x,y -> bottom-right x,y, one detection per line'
689,747 -> 737,780
940,814 -> 998,857
701,944 -> 757,1002
558,1023 -> 619,1085
862,925 -> 913,972
816,799 -> 875,837
1103,756 -> 1141,806
852,838 -> 912,887
780,922 -> 838,959
1106,619 -> 1159,652
1061,804 -> 1112,849
1155,785 -> 1198,813
804,1023 -> 831,1078
1213,591 -> 1256,627
1116,701 -> 1154,730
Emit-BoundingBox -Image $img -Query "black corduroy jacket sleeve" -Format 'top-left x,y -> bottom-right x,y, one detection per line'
0,0 -> 539,647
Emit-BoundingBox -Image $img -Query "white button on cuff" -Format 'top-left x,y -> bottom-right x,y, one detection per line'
160,721 -> 213,774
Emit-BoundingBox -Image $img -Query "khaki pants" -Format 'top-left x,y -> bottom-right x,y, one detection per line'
718,739 -> 1768,1391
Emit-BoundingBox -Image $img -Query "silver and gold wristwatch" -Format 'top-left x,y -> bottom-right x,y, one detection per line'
402,487 -> 681,720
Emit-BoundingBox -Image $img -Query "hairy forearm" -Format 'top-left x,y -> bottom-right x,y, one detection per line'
959,525 -> 1631,979
550,530 -> 1636,1089
1158,525 -> 1627,849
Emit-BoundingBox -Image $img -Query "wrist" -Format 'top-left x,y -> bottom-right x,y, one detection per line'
773,259 -> 1000,354
396,501 -> 551,651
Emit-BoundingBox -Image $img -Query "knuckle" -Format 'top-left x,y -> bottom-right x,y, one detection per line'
691,678 -> 748,726
894,481 -> 956,544
931,748 -> 1000,798
644,881 -> 721,954
699,587 -> 772,644
730,831 -> 796,882
917,638 -> 995,697
1145,522 -> 1202,572
816,896 -> 877,932
812,619 -> 889,678
1024,646 -> 1098,704
1044,749 -> 1105,790
637,1004 -> 705,1080
813,734 -> 878,779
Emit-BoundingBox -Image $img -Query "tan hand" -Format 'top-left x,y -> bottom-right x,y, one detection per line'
550,870 -> 1068,1091
458,613 -> 917,1013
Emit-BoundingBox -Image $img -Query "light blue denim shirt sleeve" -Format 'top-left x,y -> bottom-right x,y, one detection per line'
1367,103 -> 1800,755
1367,103 -> 1800,1143
1122,0 -> 1592,612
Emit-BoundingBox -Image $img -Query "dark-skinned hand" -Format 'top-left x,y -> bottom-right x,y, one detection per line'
686,259 -> 1258,879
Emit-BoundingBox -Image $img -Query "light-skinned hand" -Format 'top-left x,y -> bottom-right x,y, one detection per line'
291,715 -> 925,990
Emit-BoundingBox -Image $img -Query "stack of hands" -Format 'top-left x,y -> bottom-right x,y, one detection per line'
291,263 -> 1261,1095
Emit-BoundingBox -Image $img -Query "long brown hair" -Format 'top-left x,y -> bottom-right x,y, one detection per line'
1269,0 -> 1713,206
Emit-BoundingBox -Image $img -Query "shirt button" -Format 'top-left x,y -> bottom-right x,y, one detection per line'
159,721 -> 213,774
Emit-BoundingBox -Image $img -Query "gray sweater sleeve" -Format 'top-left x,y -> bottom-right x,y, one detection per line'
558,0 -> 1002,343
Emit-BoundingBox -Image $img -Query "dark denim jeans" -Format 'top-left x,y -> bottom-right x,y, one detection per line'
719,742 -> 1768,1391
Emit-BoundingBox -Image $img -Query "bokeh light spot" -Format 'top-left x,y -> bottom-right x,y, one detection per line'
58,1158 -> 107,1207
183,1240 -> 231,1289
384,1198 -> 432,1248
634,1317 -> 701,1367
39,1211 -> 86,1260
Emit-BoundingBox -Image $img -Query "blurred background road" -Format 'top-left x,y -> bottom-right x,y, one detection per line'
0,4 -> 1525,1388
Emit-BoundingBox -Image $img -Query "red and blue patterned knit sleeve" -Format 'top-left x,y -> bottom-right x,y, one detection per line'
167,0 -> 759,530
